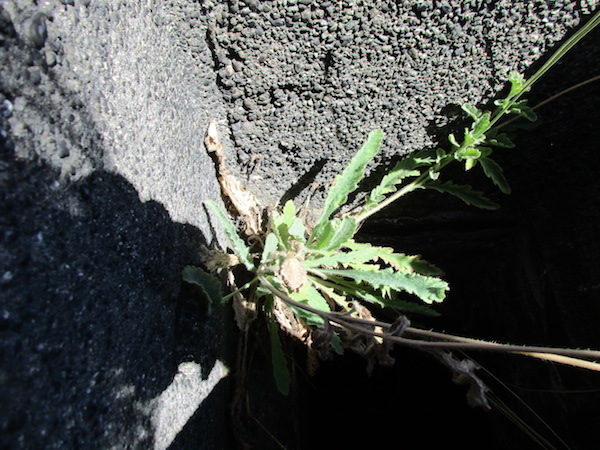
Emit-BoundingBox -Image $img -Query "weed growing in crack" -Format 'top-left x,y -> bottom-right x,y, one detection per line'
184,10 -> 600,403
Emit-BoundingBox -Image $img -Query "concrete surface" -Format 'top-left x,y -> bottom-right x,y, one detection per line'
0,0 -> 597,449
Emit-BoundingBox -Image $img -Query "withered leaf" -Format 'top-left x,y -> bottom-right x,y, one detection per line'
280,256 -> 308,293
205,120 -> 263,236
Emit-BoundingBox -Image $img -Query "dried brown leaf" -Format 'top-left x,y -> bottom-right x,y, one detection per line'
205,120 -> 263,236
227,271 -> 256,332
273,297 -> 309,341
279,256 -> 308,293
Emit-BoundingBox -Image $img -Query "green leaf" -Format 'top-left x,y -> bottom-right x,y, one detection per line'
461,103 -> 482,120
508,72 -> 526,98
282,200 -> 296,224
205,200 -> 255,271
424,180 -> 499,210
462,129 -> 485,148
288,217 -> 307,243
269,314 -> 290,395
261,232 -> 279,264
378,251 -> 444,276
471,111 -> 491,137
311,221 -> 336,250
321,216 -> 357,251
318,268 -> 448,304
510,101 -> 538,122
455,147 -> 482,161
289,283 -> 329,326
331,332 -> 344,354
313,275 -> 438,316
374,293 -> 440,316
479,156 -> 511,194
304,247 -> 380,268
364,158 -> 423,209
311,129 -> 384,239
484,131 -> 515,148
182,266 -> 223,311
464,158 -> 477,171
448,133 -> 460,148
272,202 -> 306,249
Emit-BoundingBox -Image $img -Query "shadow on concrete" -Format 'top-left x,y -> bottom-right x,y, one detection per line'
0,149 -> 233,448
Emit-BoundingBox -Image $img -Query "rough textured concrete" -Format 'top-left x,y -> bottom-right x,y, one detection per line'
1,1 -> 233,449
0,0 -> 597,449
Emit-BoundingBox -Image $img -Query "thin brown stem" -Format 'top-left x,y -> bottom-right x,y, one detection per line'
258,275 -> 600,371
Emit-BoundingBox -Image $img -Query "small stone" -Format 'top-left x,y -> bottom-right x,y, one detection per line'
232,60 -> 244,72
243,98 -> 257,110
26,14 -> 47,49
27,67 -> 41,85
57,140 -> 69,158
1,99 -> 13,119
45,51 -> 57,66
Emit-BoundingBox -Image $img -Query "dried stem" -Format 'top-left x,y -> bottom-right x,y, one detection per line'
258,275 -> 600,372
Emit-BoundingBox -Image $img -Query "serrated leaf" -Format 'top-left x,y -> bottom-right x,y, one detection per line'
182,266 -> 223,311
304,246 -> 381,268
269,314 -> 290,395
494,98 -> 510,109
331,332 -> 344,354
314,274 -> 438,315
479,156 -> 511,194
463,128 -> 486,148
318,268 -> 448,304
364,161 -> 421,209
424,180 -> 499,210
310,276 -> 352,309
378,251 -> 444,276
428,167 -> 440,180
375,292 -> 440,316
311,129 -> 384,239
205,200 -> 255,271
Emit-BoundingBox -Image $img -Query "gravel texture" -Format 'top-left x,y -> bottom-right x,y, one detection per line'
203,0 -> 591,207
0,0 -> 597,449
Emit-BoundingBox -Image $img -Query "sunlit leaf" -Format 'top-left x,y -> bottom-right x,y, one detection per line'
318,267 -> 448,304
311,129 -> 384,240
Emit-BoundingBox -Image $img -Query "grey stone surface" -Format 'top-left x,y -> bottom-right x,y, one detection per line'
0,0 -> 597,449
204,0 -> 592,207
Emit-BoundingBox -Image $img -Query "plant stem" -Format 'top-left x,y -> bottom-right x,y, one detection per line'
495,74 -> 600,130
221,276 -> 259,302
258,274 -> 600,370
519,9 -> 600,96
355,11 -> 600,224
354,173 -> 424,223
